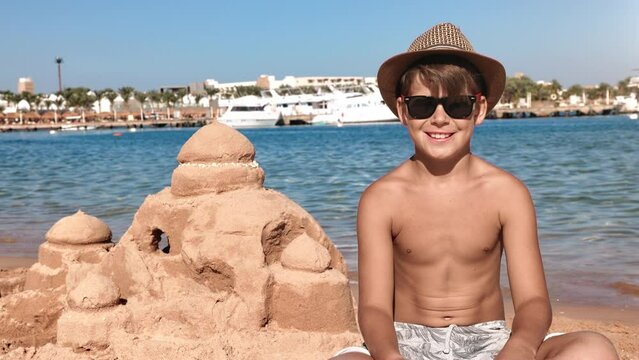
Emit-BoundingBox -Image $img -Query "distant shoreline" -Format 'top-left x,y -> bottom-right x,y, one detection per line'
1,113 -> 637,133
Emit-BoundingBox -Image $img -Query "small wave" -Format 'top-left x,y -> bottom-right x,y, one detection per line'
580,235 -> 603,242
610,282 -> 639,297
0,236 -> 17,244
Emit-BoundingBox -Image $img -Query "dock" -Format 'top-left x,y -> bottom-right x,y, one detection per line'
491,104 -> 618,119
0,118 -> 211,132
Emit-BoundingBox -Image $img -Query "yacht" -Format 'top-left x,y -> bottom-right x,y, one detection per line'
312,86 -> 397,125
217,96 -> 281,127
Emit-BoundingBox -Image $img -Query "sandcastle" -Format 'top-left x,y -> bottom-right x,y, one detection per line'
0,122 -> 361,359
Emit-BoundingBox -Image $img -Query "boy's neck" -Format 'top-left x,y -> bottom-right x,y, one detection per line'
410,150 -> 474,180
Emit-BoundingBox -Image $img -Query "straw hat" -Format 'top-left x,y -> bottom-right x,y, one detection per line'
377,22 -> 506,116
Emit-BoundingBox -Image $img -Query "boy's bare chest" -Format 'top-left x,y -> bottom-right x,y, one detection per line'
392,188 -> 502,263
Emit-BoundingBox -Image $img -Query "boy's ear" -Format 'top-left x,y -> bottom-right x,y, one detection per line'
396,97 -> 408,126
474,96 -> 488,126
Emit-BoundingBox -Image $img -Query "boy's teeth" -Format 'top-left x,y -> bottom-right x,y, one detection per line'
429,133 -> 451,139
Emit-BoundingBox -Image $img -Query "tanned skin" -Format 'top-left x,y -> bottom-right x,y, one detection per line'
331,81 -> 619,360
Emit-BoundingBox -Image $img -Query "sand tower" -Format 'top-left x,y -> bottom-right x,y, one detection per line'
24,210 -> 113,291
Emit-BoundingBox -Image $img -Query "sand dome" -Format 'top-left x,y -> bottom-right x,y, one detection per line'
171,122 -> 265,196
177,121 -> 255,164
45,210 -> 112,245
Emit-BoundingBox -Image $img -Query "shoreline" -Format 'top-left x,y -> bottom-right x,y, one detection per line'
3,256 -> 638,358
3,255 -> 638,321
4,255 -> 638,326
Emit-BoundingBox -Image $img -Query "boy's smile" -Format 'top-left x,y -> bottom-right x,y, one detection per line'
425,131 -> 454,141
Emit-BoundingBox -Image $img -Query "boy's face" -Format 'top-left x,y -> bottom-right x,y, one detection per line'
396,80 -> 487,162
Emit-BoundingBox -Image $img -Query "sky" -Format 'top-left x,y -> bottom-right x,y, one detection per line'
1,0 -> 638,93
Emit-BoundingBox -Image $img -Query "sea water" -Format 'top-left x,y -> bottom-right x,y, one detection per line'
0,116 -> 637,307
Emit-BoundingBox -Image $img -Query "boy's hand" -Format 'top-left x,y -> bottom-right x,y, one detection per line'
495,339 -> 536,360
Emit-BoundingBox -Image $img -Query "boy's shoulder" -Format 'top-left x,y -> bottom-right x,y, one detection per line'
362,161 -> 414,196
472,156 -> 527,190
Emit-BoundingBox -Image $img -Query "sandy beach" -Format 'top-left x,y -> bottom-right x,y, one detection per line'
1,255 -> 637,359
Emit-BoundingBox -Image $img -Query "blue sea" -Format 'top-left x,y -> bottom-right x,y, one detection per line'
1,116 -> 638,308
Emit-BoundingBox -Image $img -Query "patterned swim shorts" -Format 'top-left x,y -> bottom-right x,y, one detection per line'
395,320 -> 510,360
333,320 -> 511,360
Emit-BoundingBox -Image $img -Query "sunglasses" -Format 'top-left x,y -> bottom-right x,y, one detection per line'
403,94 -> 480,119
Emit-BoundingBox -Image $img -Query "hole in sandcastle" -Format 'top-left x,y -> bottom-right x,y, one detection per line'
151,228 -> 171,254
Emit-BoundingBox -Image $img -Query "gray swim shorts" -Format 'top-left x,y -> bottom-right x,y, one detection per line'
334,320 -> 511,360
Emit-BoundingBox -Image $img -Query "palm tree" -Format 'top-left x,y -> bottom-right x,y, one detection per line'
67,88 -> 93,123
55,57 -> 63,93
53,95 -> 65,124
617,77 -> 631,96
204,86 -> 220,119
161,92 -> 177,119
194,94 -> 203,107
147,90 -> 162,118
134,91 -> 147,120
176,89 -> 187,106
118,86 -> 135,118
103,89 -> 118,121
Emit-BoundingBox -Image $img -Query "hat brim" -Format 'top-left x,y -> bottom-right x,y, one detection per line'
377,49 -> 506,117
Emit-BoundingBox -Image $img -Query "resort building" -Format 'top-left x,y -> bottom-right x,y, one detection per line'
200,75 -> 376,93
17,77 -> 34,94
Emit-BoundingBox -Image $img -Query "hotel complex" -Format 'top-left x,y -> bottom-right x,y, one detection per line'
160,75 -> 378,95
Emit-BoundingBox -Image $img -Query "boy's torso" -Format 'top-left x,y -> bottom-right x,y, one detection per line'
382,155 -> 510,328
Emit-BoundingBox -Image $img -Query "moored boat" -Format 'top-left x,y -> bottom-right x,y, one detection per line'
311,86 -> 397,125
217,96 -> 281,127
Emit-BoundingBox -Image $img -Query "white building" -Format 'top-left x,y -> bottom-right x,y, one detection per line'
17,77 -> 34,94
202,75 -> 371,93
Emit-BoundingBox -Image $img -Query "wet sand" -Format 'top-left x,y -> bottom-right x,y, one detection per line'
2,256 -> 638,359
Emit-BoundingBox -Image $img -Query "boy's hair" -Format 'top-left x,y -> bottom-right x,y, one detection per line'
397,55 -> 486,97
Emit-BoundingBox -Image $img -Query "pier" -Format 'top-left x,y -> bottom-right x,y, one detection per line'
491,104 -> 618,119
0,118 -> 211,132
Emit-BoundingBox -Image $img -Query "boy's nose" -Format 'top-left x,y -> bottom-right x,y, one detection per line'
430,104 -> 450,125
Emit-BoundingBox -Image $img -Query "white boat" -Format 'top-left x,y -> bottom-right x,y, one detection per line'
312,86 -> 397,125
261,88 -> 354,119
60,124 -> 96,131
217,96 -> 281,127
628,113 -> 638,120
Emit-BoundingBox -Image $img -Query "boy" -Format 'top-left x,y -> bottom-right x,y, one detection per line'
332,23 -> 618,360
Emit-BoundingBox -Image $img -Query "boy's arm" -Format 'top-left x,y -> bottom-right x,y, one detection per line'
498,178 -> 552,359
357,185 -> 403,360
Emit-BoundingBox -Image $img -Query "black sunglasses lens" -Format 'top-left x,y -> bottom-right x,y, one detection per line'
445,96 -> 474,118
408,97 -> 436,119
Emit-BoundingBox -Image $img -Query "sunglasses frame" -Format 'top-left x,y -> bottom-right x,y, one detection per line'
402,93 -> 481,120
